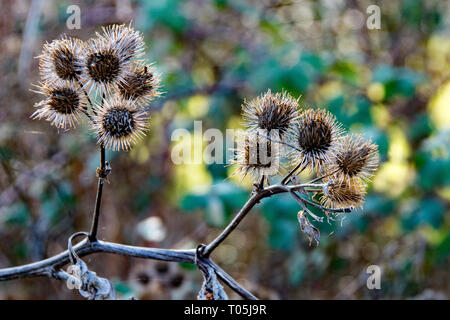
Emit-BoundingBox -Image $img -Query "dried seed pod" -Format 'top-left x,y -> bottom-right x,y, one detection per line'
242,90 -> 300,140
82,24 -> 145,93
92,95 -> 149,151
39,36 -> 85,84
320,178 -> 366,209
232,129 -> 282,180
31,80 -> 87,129
327,134 -> 379,185
290,109 -> 343,171
117,61 -> 161,106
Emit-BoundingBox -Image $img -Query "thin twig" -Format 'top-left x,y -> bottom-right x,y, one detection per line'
74,76 -> 95,121
203,181 -> 352,257
306,168 -> 339,184
202,191 -> 266,257
281,160 -> 307,185
293,193 -> 353,214
89,145 -> 106,242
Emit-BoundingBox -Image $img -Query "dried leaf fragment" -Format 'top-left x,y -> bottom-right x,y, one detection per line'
297,210 -> 320,246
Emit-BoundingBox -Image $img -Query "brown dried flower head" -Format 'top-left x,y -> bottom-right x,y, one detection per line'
232,130 -> 282,180
31,80 -> 87,129
117,61 -> 161,106
320,179 -> 366,209
92,95 -> 149,151
242,90 -> 300,140
83,24 -> 145,93
327,134 -> 379,185
39,36 -> 84,84
291,109 -> 343,171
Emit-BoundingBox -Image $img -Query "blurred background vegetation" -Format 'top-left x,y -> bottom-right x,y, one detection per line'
0,0 -> 449,299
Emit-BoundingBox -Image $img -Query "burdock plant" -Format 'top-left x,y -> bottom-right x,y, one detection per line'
0,24 -> 379,300
232,90 -> 379,242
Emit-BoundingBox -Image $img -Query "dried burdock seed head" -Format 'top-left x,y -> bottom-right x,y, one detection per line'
92,95 -> 149,151
31,80 -> 87,129
320,179 -> 366,209
83,24 -> 145,93
327,135 -> 379,185
39,36 -> 84,84
117,61 -> 161,106
291,109 -> 343,171
232,129 -> 282,180
242,90 -> 300,140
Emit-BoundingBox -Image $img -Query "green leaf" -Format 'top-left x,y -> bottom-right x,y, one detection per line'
205,196 -> 226,227
418,157 -> 450,191
3,202 -> 30,227
180,193 -> 208,211
401,198 -> 445,230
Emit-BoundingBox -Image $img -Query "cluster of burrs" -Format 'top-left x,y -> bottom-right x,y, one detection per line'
234,89 -> 379,211
32,24 -> 161,151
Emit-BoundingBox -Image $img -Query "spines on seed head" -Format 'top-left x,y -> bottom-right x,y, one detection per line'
320,178 -> 366,209
38,36 -> 85,84
92,95 -> 149,151
31,79 -> 87,129
242,90 -> 300,140
290,109 -> 343,172
232,129 -> 282,180
326,134 -> 379,185
82,24 -> 145,94
117,61 -> 161,107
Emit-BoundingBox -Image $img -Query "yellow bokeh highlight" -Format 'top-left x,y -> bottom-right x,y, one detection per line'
377,216 -> 400,238
226,165 -> 254,190
428,80 -> 450,130
370,104 -> 391,128
318,81 -> 342,100
373,126 -> 414,197
419,225 -> 448,246
427,35 -> 450,76
192,63 -> 215,87
187,95 -> 210,118
129,143 -> 151,164
227,115 -> 244,131
171,132 -> 212,196
367,82 -> 385,103
436,186 -> 450,201
373,162 -> 415,198
174,162 -> 212,194
387,126 -> 411,162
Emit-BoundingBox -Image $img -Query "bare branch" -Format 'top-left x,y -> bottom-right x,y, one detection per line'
0,239 -> 256,299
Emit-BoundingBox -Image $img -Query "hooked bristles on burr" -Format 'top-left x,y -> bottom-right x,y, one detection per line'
290,109 -> 343,172
82,24 -> 145,93
232,129 -> 282,180
31,80 -> 87,129
326,134 -> 379,185
92,95 -> 149,151
242,90 -> 300,140
38,36 -> 84,84
117,61 -> 161,106
320,178 -> 366,209
33,24 -> 157,153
